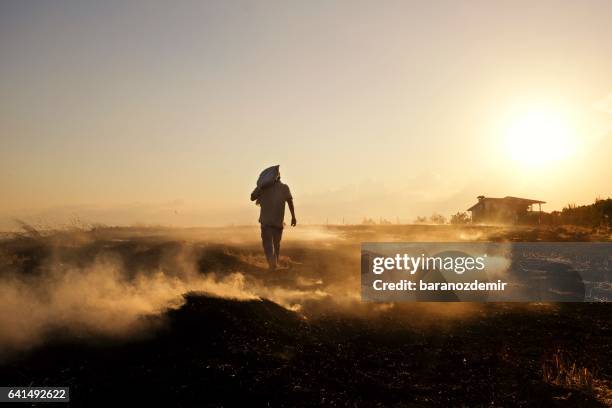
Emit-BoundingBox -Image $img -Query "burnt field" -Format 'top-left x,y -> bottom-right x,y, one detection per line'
0,225 -> 610,406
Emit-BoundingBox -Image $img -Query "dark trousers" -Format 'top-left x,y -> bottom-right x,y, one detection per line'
261,225 -> 283,269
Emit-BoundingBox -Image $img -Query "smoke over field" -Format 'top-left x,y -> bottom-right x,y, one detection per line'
0,224 -> 610,406
0,223 -> 532,351
0,225 -> 351,351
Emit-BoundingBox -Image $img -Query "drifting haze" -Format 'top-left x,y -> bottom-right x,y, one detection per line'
0,225 -> 494,353
1,0 -> 611,228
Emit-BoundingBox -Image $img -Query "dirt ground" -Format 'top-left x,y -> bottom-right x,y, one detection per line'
0,225 -> 610,406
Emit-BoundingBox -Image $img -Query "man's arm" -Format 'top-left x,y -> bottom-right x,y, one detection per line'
287,199 -> 297,227
250,186 -> 261,202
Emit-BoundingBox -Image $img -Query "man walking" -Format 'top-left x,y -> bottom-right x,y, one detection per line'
251,169 -> 296,270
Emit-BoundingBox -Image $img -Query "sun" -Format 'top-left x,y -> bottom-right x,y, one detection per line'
504,108 -> 575,167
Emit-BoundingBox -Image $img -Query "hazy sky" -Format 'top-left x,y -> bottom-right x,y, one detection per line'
1,0 -> 611,228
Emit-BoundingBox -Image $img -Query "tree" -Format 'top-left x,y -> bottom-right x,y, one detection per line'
413,216 -> 427,224
450,212 -> 470,225
362,217 -> 376,225
429,213 -> 447,225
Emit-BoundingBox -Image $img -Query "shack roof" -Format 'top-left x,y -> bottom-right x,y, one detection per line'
467,196 -> 546,211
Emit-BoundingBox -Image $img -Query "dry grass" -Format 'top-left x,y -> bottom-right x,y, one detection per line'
542,349 -> 612,405
543,350 -> 595,390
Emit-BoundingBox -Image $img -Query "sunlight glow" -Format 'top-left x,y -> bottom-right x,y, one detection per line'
504,109 -> 576,167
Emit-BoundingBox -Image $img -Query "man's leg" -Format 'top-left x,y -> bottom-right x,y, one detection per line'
272,227 -> 283,267
260,226 -> 276,270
